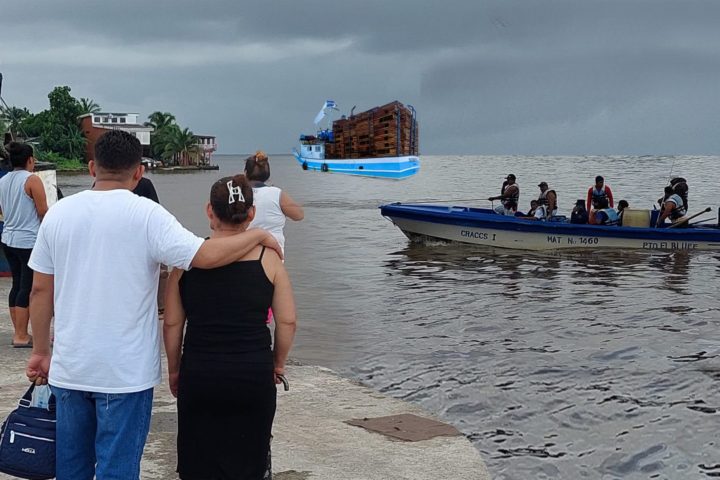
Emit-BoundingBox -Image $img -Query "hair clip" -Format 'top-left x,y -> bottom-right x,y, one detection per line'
227,180 -> 244,204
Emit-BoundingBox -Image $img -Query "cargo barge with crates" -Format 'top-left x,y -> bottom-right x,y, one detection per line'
293,100 -> 420,179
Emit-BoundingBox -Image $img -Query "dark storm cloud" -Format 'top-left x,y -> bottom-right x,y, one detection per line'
1,0 -> 718,154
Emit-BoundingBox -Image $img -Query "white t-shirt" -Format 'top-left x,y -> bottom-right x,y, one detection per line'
534,206 -> 558,220
29,189 -> 204,393
249,185 -> 286,253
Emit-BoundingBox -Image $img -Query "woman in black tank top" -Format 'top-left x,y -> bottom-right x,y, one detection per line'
163,174 -> 297,480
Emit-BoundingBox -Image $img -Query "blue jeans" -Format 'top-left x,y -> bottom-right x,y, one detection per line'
50,386 -> 154,480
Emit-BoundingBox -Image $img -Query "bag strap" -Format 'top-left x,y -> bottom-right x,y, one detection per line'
18,382 -> 56,411
18,382 -> 36,407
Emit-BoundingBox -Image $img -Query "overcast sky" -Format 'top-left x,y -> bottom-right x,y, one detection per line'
1,1 -> 718,155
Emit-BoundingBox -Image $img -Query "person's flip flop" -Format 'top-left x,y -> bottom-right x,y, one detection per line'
12,336 -> 33,348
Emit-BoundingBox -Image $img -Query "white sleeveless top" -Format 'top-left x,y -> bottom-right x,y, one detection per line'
0,170 -> 41,249
249,184 -> 286,253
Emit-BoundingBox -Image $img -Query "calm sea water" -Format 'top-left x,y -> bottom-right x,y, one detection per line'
60,155 -> 720,480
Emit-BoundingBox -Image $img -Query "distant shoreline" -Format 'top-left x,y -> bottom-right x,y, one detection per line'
56,164 -> 219,175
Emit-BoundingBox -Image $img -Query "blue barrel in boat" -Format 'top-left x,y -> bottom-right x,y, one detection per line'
650,209 -> 660,227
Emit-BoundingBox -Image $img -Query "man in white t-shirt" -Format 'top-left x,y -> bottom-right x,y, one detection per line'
25,130 -> 281,480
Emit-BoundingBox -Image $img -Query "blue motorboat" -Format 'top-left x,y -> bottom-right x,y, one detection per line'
380,203 -> 720,251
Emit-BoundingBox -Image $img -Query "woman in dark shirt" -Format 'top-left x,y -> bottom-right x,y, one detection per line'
163,174 -> 297,479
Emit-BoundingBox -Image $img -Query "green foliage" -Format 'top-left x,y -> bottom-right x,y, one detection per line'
147,111 -> 176,130
79,98 -> 101,115
35,150 -> 86,171
5,89 -> 202,169
39,87 -> 86,160
147,111 -> 179,160
19,110 -> 49,138
160,125 -> 200,166
0,105 -> 31,137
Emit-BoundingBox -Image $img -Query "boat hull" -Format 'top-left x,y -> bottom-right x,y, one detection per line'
380,204 -> 720,251
294,151 -> 419,179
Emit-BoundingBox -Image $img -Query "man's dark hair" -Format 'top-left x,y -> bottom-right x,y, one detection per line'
670,177 -> 686,186
8,142 -> 34,168
595,175 -> 604,183
95,130 -> 142,173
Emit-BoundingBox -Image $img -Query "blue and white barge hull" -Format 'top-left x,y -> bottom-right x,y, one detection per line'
293,148 -> 419,179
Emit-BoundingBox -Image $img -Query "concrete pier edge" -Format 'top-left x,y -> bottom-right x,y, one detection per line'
0,280 -> 491,479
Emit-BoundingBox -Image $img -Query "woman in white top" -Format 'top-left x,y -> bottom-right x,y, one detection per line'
245,151 -> 304,255
0,142 -> 48,347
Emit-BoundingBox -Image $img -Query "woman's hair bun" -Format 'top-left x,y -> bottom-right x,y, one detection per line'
245,149 -> 271,182
255,150 -> 268,163
209,174 -> 254,225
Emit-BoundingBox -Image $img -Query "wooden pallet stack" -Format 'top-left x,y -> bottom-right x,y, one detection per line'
324,101 -> 418,159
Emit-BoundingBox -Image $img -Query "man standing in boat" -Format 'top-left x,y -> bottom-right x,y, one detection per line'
586,175 -> 614,212
489,174 -> 519,215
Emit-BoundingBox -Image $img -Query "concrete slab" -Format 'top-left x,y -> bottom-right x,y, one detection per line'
0,278 -> 491,479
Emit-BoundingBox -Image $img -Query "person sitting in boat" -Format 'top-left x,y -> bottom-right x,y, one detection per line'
657,185 -> 674,210
524,202 -> 552,221
488,174 -> 519,215
586,176 -> 614,223
571,199 -> 589,224
670,177 -> 689,211
594,197 -> 620,226
616,199 -> 629,226
523,200 -> 539,218
536,181 -> 558,219
656,185 -> 688,228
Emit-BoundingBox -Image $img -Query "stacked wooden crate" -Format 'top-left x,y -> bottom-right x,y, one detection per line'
324,101 -> 418,159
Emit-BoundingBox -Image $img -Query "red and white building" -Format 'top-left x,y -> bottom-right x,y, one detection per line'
79,113 -> 154,162
194,135 -> 217,164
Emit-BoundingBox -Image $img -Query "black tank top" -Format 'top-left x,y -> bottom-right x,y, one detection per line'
179,247 -> 274,365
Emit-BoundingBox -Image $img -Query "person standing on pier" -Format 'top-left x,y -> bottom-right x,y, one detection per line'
25,130 -> 281,480
245,151 -> 304,255
163,174 -> 296,479
0,142 -> 48,348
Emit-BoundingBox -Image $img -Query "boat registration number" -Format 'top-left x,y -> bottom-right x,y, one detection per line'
547,236 -> 599,245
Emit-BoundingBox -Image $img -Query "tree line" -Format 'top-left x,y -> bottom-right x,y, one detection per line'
0,86 -> 204,168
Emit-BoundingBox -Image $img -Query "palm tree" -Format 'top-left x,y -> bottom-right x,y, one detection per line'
147,112 -> 178,159
64,126 -> 87,160
146,111 -> 176,130
0,106 -> 31,138
162,126 -> 199,166
79,98 -> 101,115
